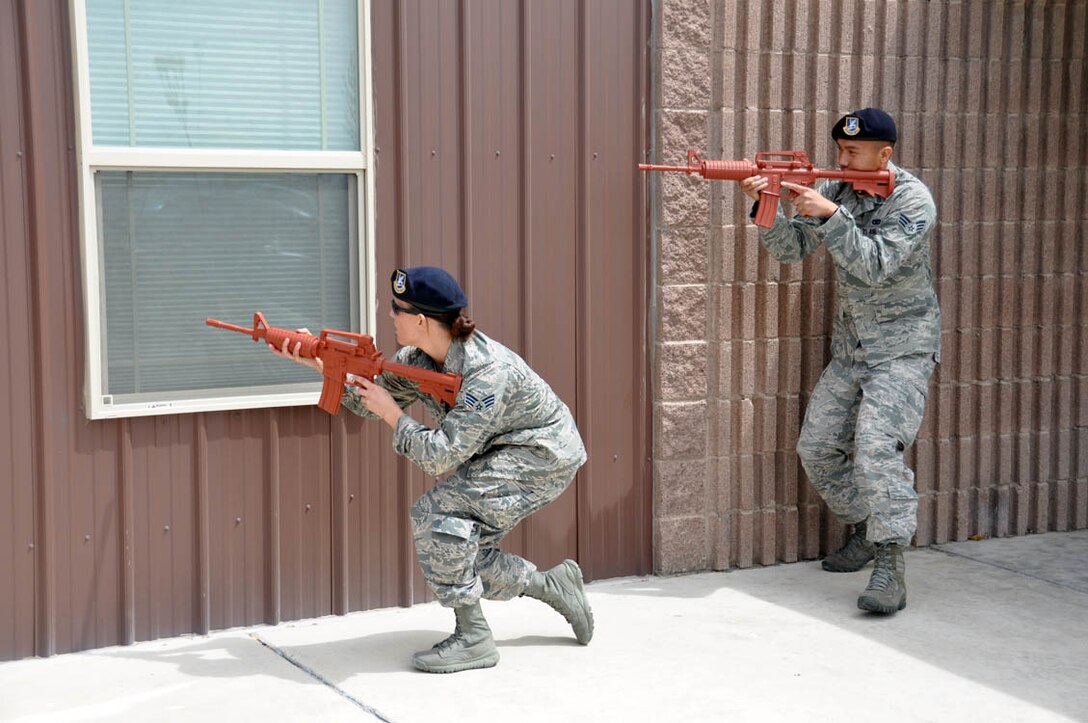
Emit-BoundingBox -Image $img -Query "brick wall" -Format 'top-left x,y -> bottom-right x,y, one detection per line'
651,0 -> 1088,572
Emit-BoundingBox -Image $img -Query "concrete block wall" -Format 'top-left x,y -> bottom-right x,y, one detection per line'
651,0 -> 1088,573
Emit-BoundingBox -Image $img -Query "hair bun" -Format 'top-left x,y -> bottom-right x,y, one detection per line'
450,314 -> 476,339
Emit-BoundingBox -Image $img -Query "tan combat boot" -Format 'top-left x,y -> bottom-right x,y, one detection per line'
857,542 -> 907,614
822,518 -> 876,572
523,559 -> 594,644
411,602 -> 500,673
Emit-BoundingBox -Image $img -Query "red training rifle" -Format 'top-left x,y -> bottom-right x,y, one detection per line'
206,312 -> 462,415
639,149 -> 895,227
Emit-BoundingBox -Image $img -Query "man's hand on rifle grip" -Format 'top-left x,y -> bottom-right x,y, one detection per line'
738,162 -> 765,201
780,182 -> 838,219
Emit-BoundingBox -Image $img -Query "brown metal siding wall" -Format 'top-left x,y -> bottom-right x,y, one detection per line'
370,0 -> 654,598
371,0 -> 652,586
12,0 -> 88,657
652,0 -> 1088,572
0,0 -> 651,660
1,0 -> 37,662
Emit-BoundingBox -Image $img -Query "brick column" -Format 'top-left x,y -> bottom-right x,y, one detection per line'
651,0 -> 1088,574
652,0 -> 716,572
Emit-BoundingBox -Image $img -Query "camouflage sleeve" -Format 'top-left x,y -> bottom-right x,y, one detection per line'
340,346 -> 424,419
819,189 -> 936,286
391,363 -> 509,477
754,180 -> 834,263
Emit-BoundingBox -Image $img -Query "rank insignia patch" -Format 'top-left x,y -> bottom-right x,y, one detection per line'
463,392 -> 496,412
897,213 -> 927,235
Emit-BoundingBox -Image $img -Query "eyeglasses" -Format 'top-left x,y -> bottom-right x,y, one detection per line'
390,298 -> 420,315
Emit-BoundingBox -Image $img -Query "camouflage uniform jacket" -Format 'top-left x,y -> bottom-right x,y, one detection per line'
759,161 -> 940,365
342,331 -> 587,479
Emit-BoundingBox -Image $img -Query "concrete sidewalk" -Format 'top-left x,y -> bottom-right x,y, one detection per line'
2,530 -> 1086,723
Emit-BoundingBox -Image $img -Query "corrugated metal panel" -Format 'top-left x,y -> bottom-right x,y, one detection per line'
651,0 -> 1088,572
370,0 -> 653,588
0,0 -> 650,660
0,0 -> 37,662
581,0 -> 652,578
18,0 -> 79,657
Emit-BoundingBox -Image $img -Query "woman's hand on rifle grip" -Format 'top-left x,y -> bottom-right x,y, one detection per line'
354,376 -> 403,429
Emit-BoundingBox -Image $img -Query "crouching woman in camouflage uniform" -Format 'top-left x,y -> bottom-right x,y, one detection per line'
273,266 -> 591,673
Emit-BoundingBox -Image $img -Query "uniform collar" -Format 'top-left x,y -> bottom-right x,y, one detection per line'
440,335 -> 467,375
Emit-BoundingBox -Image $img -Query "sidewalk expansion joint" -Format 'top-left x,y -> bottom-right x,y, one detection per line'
931,546 -> 1088,595
252,633 -> 394,722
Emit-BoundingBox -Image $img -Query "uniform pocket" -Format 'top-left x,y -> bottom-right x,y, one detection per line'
431,516 -> 479,542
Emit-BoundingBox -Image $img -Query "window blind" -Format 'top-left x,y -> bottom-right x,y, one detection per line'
98,171 -> 356,397
87,0 -> 359,150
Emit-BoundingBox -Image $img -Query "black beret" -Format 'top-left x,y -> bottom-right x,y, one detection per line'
390,266 -> 468,314
831,107 -> 898,143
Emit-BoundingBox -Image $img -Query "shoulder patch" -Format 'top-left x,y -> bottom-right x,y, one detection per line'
462,391 -> 496,412
897,213 -> 927,236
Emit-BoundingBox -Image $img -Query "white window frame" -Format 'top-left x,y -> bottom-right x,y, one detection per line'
68,0 -> 377,419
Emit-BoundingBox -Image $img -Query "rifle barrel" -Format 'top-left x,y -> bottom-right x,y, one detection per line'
638,163 -> 695,173
205,318 -> 253,335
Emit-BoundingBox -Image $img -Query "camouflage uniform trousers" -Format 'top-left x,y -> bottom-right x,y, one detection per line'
796,352 -> 935,545
409,455 -> 580,608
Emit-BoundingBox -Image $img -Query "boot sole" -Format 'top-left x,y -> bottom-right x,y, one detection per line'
412,649 -> 500,674
563,560 -> 595,645
857,593 -> 907,615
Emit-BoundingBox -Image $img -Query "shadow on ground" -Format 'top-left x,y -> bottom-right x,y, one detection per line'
595,529 -> 1088,722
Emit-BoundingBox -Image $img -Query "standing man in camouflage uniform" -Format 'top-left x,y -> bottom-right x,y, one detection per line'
739,108 -> 939,615
272,266 -> 592,672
